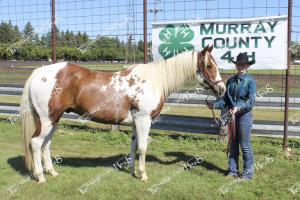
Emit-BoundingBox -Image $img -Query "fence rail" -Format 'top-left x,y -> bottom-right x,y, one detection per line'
0,85 -> 300,136
0,0 -> 299,146
1,105 -> 300,137
1,86 -> 300,108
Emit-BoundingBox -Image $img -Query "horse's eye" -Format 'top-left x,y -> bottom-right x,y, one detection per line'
207,65 -> 212,69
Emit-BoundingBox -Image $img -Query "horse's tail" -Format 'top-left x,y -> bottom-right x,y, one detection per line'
21,70 -> 38,171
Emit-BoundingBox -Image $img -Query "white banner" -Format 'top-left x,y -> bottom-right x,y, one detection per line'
152,16 -> 288,69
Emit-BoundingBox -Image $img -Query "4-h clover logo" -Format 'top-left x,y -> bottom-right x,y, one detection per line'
158,24 -> 194,59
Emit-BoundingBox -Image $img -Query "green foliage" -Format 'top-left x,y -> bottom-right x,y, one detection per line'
291,41 -> 300,60
0,21 -> 22,43
23,22 -> 39,41
0,21 -> 145,62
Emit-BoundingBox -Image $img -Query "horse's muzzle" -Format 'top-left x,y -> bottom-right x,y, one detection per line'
216,82 -> 226,97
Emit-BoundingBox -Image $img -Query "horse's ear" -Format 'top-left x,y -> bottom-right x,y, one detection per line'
208,45 -> 213,53
204,45 -> 209,51
200,45 -> 209,55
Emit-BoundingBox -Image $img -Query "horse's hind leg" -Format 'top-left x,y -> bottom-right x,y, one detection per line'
31,119 -> 55,183
42,124 -> 59,177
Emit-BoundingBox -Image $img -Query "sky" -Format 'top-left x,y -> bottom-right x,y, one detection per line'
0,0 -> 299,43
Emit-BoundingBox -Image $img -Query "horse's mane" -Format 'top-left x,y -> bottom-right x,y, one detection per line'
129,51 -> 198,98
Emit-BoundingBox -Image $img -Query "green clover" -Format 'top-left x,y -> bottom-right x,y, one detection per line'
158,24 -> 194,59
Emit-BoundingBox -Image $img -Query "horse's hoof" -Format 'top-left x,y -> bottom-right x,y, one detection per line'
45,169 -> 59,177
50,170 -> 59,177
141,176 -> 149,182
35,172 -> 46,184
37,176 -> 46,184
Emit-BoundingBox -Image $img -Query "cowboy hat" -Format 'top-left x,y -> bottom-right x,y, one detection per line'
230,52 -> 255,66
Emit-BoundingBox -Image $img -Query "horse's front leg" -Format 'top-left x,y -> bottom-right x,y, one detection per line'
130,123 -> 137,176
134,116 -> 151,182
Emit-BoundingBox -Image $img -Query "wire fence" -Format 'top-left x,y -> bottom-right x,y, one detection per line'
1,1 -> 299,60
0,1 -> 299,59
0,1 -> 299,121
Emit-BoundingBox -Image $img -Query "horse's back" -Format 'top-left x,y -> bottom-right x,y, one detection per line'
29,62 -> 100,91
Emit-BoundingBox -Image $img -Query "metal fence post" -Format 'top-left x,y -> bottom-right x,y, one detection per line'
51,0 -> 56,63
143,0 -> 147,64
283,0 -> 293,149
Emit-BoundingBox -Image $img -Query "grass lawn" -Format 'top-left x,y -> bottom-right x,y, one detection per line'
62,64 -> 125,71
0,69 -> 32,85
0,64 -> 125,85
0,95 -> 20,104
0,119 -> 299,200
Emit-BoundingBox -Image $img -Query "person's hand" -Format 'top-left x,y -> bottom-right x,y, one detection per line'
230,107 -> 238,114
206,102 -> 214,109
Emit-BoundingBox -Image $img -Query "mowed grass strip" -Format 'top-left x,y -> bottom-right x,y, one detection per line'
0,95 -> 20,104
0,119 -> 299,200
0,64 -> 124,85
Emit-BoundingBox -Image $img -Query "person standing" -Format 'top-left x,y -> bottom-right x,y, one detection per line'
207,52 -> 257,180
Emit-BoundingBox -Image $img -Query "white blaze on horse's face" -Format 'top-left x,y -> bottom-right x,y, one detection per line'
207,52 -> 226,97
196,46 -> 226,97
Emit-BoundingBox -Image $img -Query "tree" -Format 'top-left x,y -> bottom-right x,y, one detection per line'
13,25 -> 22,40
0,20 -> 146,62
291,41 -> 300,60
60,31 -> 65,46
137,40 -> 144,52
40,35 -> 50,47
0,21 -> 21,43
75,31 -> 89,46
23,22 -> 34,38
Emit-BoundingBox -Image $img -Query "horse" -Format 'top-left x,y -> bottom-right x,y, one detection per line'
20,45 -> 226,183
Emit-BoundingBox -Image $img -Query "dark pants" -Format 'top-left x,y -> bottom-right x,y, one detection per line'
228,110 -> 254,179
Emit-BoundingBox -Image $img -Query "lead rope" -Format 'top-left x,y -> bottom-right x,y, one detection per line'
227,112 -> 236,157
205,96 -> 235,156
205,96 -> 221,126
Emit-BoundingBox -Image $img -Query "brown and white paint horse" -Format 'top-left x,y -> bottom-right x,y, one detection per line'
21,45 -> 225,183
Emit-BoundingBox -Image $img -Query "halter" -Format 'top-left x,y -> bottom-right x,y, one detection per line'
197,69 -> 223,86
197,53 -> 223,86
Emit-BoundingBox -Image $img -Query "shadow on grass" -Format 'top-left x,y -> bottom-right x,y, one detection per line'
59,123 -> 132,136
7,152 -> 226,177
6,155 -> 36,180
163,152 -> 227,175
59,122 -> 216,142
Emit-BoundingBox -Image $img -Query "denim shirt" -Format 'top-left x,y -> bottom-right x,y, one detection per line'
213,73 -> 257,111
